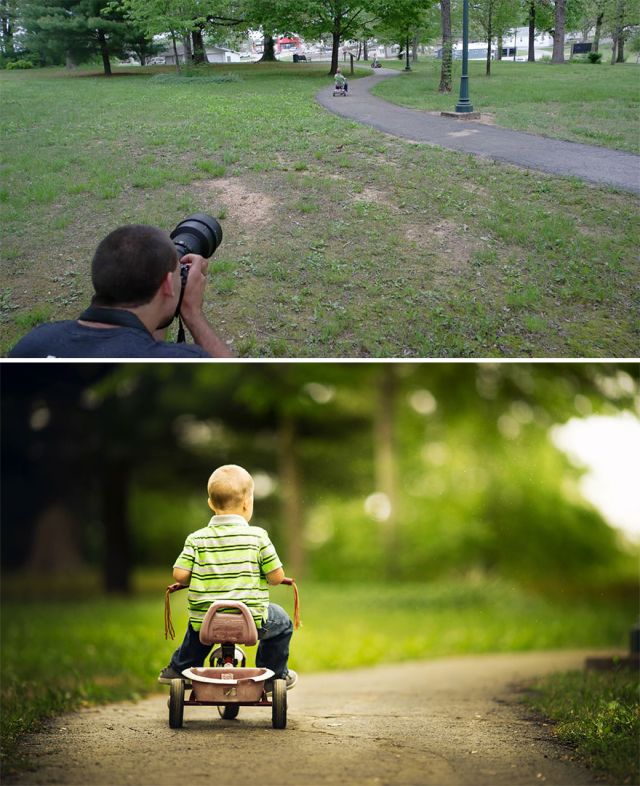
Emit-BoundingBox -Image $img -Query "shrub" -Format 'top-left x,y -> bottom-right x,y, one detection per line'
6,59 -> 34,70
150,71 -> 241,84
588,51 -> 603,64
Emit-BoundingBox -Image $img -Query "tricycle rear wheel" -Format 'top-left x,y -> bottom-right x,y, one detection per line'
271,679 -> 287,729
169,679 -> 184,728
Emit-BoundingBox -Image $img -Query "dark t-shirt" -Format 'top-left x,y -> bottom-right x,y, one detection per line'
8,321 -> 211,358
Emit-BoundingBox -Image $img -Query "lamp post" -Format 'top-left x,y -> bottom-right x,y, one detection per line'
455,0 -> 474,112
404,34 -> 411,71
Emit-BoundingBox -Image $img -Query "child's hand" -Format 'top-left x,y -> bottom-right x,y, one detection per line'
167,582 -> 187,593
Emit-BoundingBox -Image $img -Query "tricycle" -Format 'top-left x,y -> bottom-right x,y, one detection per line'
164,578 -> 299,730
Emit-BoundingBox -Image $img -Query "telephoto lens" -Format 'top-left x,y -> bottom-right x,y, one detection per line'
170,213 -> 223,260
169,214 -> 223,338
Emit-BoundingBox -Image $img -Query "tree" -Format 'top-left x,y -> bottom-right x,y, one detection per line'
115,0 -> 245,69
608,0 -> 640,62
526,0 -> 536,60
281,0 -> 383,74
3,364 -> 637,590
20,0 -> 134,72
439,0 -> 453,90
0,0 -> 17,58
552,0 -> 567,61
471,0 -> 520,74
373,0 -> 437,69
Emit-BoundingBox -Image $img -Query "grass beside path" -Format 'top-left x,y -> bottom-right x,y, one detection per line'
1,63 -> 639,357
525,669 -> 640,785
1,575 -> 636,775
373,59 -> 640,154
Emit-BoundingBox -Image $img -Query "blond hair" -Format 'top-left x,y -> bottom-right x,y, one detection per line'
207,464 -> 254,511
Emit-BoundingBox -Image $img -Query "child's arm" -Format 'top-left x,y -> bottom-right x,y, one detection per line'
265,567 -> 285,585
173,567 -> 192,585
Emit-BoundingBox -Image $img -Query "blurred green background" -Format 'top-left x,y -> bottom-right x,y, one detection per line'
1,362 -> 638,769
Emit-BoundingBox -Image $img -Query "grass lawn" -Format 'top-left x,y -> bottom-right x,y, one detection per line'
1,574 -> 636,774
1,62 -> 639,358
525,668 -> 640,785
375,58 -> 640,154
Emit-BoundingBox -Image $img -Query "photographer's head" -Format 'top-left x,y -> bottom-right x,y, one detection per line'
8,218 -> 233,358
91,225 -> 179,311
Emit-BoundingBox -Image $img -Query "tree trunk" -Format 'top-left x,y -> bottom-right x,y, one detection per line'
412,33 -> 419,61
613,0 -> 625,62
363,38 -> 369,60
182,34 -> 192,61
439,0 -> 453,92
330,27 -> 341,75
191,27 -> 206,63
27,503 -> 86,574
374,367 -> 398,578
528,0 -> 536,61
497,33 -> 503,60
1,0 -> 14,57
593,11 -> 604,52
552,0 -> 566,62
102,460 -> 131,594
486,22 -> 492,75
279,414 -> 304,578
97,29 -> 112,76
171,32 -> 181,73
259,34 -> 276,61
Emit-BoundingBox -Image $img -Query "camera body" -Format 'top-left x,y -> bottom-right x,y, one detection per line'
169,213 -> 223,317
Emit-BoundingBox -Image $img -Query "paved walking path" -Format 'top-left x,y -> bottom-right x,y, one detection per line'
5,651 -> 605,786
316,68 -> 640,194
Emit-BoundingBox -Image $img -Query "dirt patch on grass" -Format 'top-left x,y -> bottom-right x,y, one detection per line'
404,218 -> 482,280
355,186 -> 399,210
201,177 -> 277,228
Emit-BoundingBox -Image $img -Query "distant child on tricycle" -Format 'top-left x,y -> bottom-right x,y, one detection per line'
333,68 -> 348,96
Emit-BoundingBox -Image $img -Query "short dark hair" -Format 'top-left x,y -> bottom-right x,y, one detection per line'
91,225 -> 178,307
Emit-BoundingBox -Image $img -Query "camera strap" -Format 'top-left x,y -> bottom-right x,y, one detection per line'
174,286 -> 187,344
79,305 -> 150,333
176,317 -> 186,344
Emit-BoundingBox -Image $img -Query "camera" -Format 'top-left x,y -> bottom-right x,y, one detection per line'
170,213 -> 223,316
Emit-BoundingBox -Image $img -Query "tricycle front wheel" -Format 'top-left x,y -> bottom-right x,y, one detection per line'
217,704 -> 240,720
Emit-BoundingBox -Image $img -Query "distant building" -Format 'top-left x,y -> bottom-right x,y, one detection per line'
276,36 -> 302,53
156,44 -> 243,66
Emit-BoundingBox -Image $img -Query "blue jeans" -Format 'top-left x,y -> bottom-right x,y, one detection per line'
169,603 -> 293,679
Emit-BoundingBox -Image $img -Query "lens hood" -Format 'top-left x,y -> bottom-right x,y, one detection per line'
170,213 -> 223,259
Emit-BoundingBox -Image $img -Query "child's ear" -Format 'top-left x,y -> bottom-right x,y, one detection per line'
207,498 -> 216,512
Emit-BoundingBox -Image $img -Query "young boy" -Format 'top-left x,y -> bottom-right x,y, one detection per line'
334,67 -> 348,93
158,464 -> 297,689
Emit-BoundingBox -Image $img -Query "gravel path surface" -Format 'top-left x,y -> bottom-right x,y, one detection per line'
8,650 -> 605,786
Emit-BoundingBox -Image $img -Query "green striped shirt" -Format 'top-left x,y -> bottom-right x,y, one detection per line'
174,514 -> 282,631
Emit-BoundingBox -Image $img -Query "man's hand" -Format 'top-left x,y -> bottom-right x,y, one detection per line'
178,254 -> 234,357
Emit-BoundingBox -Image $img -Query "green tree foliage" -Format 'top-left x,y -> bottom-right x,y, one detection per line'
470,0 -> 521,74
373,0 -> 438,63
2,364 -> 637,593
19,0 -> 142,71
0,0 -> 18,59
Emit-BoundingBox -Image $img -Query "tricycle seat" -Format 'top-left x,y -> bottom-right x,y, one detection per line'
199,600 -> 258,646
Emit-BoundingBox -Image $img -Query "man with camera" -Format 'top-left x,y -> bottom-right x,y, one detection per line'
9,222 -> 233,358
